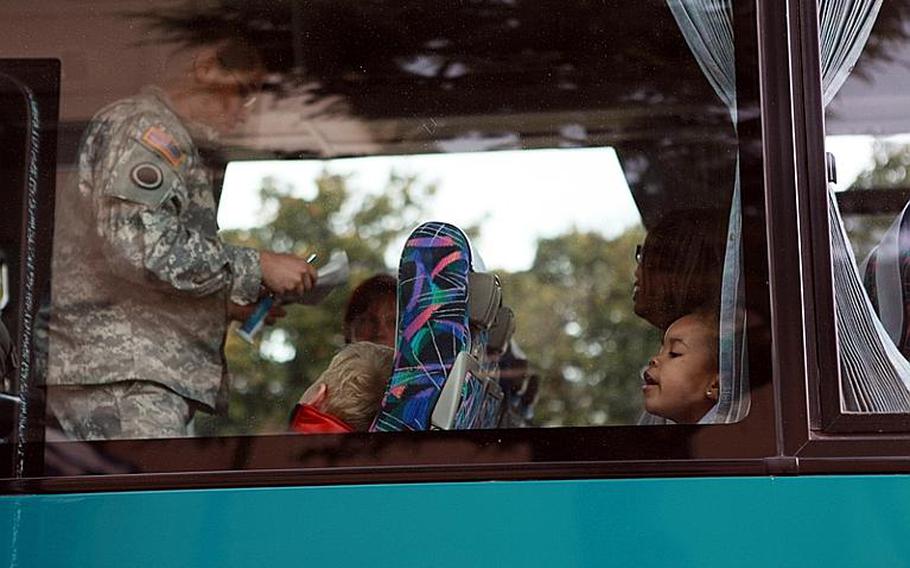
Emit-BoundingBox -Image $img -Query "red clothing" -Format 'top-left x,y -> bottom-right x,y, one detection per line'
289,403 -> 354,434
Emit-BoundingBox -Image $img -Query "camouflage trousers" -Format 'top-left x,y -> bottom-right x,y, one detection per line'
46,381 -> 193,440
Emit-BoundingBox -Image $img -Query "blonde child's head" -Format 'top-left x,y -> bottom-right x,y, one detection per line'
299,342 -> 394,431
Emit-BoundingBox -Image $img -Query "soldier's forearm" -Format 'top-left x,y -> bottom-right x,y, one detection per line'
141,219 -> 235,297
223,244 -> 262,304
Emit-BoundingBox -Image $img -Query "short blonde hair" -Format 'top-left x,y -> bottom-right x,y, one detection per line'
301,342 -> 394,431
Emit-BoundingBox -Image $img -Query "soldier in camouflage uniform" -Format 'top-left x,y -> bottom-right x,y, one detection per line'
47,39 -> 317,440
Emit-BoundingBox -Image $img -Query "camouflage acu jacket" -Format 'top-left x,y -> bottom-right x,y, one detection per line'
48,87 -> 261,412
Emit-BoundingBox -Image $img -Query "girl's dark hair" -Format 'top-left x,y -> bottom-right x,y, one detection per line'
343,274 -> 397,343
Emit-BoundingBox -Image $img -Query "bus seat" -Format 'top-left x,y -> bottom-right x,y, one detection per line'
370,221 -> 511,431
487,306 -> 515,356
862,202 -> 910,360
496,340 -> 539,428
431,271 -> 507,430
371,222 -> 474,431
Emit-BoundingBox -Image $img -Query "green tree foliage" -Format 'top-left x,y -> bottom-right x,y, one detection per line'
853,141 -> 910,190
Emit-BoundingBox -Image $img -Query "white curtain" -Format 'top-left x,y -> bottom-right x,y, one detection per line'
819,0 -> 884,106
829,192 -> 910,411
666,0 -> 748,424
667,0 -> 901,418
666,0 -> 737,124
821,0 -> 910,412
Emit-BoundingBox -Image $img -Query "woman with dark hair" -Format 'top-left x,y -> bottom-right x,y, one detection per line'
633,208 -> 728,331
343,274 -> 397,347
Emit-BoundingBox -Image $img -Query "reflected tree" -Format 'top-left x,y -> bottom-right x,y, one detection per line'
850,0 -> 910,81
854,141 -> 910,190
136,0 -> 721,118
136,0 -> 747,228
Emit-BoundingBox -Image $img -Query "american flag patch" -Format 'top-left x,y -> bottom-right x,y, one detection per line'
140,126 -> 185,167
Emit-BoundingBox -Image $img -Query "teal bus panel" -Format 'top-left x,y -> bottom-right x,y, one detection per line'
3,475 -> 909,567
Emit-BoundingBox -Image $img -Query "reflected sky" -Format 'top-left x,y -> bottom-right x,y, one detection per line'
219,147 -> 639,271
827,134 -> 910,191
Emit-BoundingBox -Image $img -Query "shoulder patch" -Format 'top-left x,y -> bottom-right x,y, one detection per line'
140,126 -> 186,167
104,148 -> 179,209
130,162 -> 164,190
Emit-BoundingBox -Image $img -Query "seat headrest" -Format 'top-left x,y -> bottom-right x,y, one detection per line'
487,306 -> 515,355
468,272 -> 501,330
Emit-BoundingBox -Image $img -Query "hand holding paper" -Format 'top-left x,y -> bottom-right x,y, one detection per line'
236,251 -> 350,343
279,251 -> 350,305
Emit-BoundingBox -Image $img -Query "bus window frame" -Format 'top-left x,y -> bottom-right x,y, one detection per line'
0,58 -> 60,480
778,0 -> 910,471
14,0 -> 896,493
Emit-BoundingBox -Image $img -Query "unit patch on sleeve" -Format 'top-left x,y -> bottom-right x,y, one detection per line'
104,147 -> 179,209
139,126 -> 186,167
130,162 -> 164,190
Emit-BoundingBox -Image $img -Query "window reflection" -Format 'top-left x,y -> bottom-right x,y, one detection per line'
17,0 -> 751,438
824,3 -> 910,413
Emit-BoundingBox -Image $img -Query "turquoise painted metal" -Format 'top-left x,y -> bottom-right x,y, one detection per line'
3,475 -> 910,567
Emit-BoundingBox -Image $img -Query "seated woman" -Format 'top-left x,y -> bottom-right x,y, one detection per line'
343,274 -> 397,347
641,309 -> 719,424
633,209 -> 727,330
290,342 -> 394,433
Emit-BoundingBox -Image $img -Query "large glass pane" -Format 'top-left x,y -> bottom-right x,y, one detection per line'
824,4 -> 910,413
0,0 -> 762,442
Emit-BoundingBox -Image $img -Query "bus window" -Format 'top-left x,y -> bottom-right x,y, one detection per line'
0,1 -> 770,470
824,4 -> 910,417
